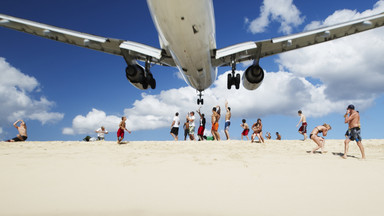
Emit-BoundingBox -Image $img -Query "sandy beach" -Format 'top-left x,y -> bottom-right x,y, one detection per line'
1,139 -> 383,216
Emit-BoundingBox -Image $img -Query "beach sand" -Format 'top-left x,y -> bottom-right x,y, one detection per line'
1,139 -> 384,216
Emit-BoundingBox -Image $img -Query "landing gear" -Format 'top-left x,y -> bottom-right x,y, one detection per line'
145,60 -> 156,89
197,91 -> 204,105
227,60 -> 240,89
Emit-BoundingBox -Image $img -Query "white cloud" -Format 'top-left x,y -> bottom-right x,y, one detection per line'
277,1 -> 384,103
246,0 -> 305,34
62,108 -> 120,135
0,58 -> 64,125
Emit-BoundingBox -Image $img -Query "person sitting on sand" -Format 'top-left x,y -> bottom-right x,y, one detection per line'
240,119 -> 249,140
95,126 -> 108,141
309,123 -> 331,154
265,132 -> 271,140
6,119 -> 28,142
276,132 -> 281,140
117,117 -> 131,144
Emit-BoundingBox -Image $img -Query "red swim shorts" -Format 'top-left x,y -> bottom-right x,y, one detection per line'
198,126 -> 205,136
117,128 -> 124,138
242,129 -> 249,136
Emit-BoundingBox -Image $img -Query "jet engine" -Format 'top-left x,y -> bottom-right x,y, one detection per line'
125,64 -> 156,90
242,64 -> 264,90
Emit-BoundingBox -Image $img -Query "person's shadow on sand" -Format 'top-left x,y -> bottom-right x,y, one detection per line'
118,141 -> 129,145
306,151 -> 326,154
331,152 -> 359,159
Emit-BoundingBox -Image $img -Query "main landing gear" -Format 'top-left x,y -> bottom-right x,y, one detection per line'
197,91 -> 204,105
227,60 -> 240,89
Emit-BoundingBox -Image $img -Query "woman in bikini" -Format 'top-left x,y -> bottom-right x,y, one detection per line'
309,123 -> 331,154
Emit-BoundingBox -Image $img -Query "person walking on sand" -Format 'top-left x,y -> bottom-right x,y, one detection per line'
309,123 -> 331,154
187,112 -> 196,141
170,112 -> 180,141
343,105 -> 365,159
296,110 -> 308,141
240,119 -> 249,140
117,116 -> 131,144
224,100 -> 231,140
95,126 -> 108,140
196,108 -> 206,141
276,132 -> 281,140
211,105 -> 221,141
6,119 -> 28,142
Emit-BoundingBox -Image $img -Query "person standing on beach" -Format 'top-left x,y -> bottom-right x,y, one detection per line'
240,119 -> 249,140
196,108 -> 206,141
309,123 -> 331,154
211,106 -> 221,141
187,112 -> 196,141
183,119 -> 189,141
95,126 -> 108,140
6,119 -> 28,142
170,112 -> 180,141
224,100 -> 231,140
343,105 -> 365,159
296,110 -> 308,141
117,116 -> 131,144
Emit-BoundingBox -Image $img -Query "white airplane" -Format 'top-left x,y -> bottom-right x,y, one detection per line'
1,0 -> 384,104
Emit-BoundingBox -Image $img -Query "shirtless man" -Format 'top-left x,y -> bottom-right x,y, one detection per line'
211,106 -> 221,141
240,119 -> 249,140
6,119 -> 28,142
296,110 -> 307,141
265,132 -> 271,140
224,100 -> 231,140
343,105 -> 365,159
117,116 -> 131,144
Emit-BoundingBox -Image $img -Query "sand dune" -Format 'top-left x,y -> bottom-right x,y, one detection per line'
1,139 -> 383,216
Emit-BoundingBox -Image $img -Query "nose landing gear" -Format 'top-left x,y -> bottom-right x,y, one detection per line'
197,91 -> 204,105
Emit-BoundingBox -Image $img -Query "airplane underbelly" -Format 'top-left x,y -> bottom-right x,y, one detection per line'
147,0 -> 216,91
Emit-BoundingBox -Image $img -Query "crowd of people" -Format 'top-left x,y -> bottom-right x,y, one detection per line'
3,104 -> 365,159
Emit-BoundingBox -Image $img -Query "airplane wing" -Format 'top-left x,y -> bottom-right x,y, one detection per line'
214,12 -> 384,67
0,13 -> 175,67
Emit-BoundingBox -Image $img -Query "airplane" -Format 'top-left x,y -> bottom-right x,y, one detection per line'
1,0 -> 384,105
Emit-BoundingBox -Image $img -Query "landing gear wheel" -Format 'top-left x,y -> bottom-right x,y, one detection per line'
197,98 -> 204,105
235,73 -> 240,89
227,73 -> 233,89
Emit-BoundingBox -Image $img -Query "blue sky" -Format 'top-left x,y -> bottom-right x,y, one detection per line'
1,0 -> 384,141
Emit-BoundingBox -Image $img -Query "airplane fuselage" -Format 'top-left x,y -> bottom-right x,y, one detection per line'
147,0 -> 217,91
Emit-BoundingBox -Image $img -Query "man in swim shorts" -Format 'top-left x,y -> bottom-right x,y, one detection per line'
343,105 -> 365,159
224,100 -> 231,140
170,112 -> 180,141
296,110 -> 307,141
211,106 -> 221,141
240,119 -> 249,140
6,119 -> 28,142
117,116 -> 131,144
